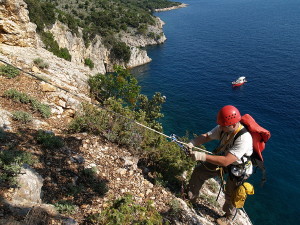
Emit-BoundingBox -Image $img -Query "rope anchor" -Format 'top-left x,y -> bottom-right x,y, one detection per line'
170,134 -> 190,156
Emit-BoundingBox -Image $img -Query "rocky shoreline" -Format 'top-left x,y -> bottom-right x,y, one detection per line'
154,3 -> 188,12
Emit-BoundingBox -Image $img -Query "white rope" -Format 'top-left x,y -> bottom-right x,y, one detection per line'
135,122 -> 212,154
0,59 -> 212,155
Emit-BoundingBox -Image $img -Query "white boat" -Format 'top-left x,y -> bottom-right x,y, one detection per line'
232,76 -> 247,87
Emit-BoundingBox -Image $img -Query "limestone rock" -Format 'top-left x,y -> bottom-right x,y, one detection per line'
0,0 -> 38,47
0,108 -> 12,130
12,165 -> 44,204
40,82 -> 56,92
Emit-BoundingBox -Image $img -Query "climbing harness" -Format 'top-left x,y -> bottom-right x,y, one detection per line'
214,123 -> 243,154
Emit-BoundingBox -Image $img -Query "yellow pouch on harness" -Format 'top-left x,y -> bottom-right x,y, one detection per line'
231,182 -> 254,208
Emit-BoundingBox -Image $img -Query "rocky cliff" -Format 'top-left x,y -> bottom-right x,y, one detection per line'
0,0 -> 167,74
0,0 -> 38,47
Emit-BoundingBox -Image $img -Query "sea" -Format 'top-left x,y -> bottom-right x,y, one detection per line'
131,0 -> 300,224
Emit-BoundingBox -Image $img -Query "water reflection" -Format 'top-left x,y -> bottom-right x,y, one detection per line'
130,63 -> 150,79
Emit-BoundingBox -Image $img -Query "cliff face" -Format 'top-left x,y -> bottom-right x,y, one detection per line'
0,0 -> 166,74
0,0 -> 38,47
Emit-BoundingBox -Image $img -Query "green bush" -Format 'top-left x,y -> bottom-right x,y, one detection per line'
84,58 -> 94,69
110,41 -> 131,63
0,64 -> 20,78
31,99 -> 51,118
33,58 -> 49,69
86,194 -> 163,224
82,64 -> 195,191
0,149 -> 36,187
136,93 -> 166,131
200,193 -> 219,207
36,130 -> 64,149
12,111 -> 33,123
4,89 -> 51,118
146,141 -> 194,190
88,66 -> 165,129
54,200 -> 78,215
57,11 -> 79,35
168,199 -> 183,217
69,100 -> 148,150
58,47 -> 72,61
88,66 -> 140,106
4,89 -> 31,104
40,32 -> 72,61
66,183 -> 84,196
24,0 -> 56,32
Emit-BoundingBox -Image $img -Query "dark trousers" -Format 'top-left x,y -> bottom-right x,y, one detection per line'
187,162 -> 247,216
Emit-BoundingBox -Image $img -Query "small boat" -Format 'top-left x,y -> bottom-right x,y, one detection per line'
232,76 -> 247,87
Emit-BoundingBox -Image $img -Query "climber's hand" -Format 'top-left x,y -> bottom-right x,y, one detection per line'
190,151 -> 206,161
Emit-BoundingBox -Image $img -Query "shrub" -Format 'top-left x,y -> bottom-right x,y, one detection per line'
36,130 -> 64,149
33,58 -> 49,69
68,101 -> 146,150
168,199 -> 183,217
200,193 -> 219,207
137,24 -> 148,35
58,47 -> 72,61
31,99 -> 51,118
146,141 -> 195,190
4,89 -> 31,104
4,89 -> 51,118
66,183 -> 84,196
24,0 -> 56,32
88,66 -> 140,106
12,111 -> 33,123
68,103 -> 110,134
110,41 -> 131,63
40,32 -> 72,61
54,200 -> 78,215
86,194 -> 163,224
84,58 -> 94,69
0,149 -> 36,187
0,64 -> 20,78
136,93 -> 166,131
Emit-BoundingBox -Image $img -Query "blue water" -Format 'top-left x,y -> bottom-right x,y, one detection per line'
131,0 -> 300,224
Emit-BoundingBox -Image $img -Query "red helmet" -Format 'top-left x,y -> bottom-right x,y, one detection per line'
217,105 -> 241,126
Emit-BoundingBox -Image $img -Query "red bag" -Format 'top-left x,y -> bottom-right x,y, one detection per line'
240,114 -> 271,161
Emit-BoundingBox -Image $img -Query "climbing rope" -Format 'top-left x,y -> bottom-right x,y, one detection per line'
0,59 -> 211,154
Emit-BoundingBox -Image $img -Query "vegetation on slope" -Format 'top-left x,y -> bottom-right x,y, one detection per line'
71,66 -> 195,189
24,0 -> 181,62
0,62 -> 197,223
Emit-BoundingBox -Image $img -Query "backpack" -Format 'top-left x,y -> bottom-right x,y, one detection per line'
231,182 -> 254,208
234,114 -> 271,185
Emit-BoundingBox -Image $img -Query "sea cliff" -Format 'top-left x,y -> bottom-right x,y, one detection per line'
0,0 -> 167,74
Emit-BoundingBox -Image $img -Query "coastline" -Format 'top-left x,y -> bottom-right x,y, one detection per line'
154,3 -> 188,12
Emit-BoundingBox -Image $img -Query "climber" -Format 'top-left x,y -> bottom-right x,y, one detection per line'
186,105 -> 253,225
